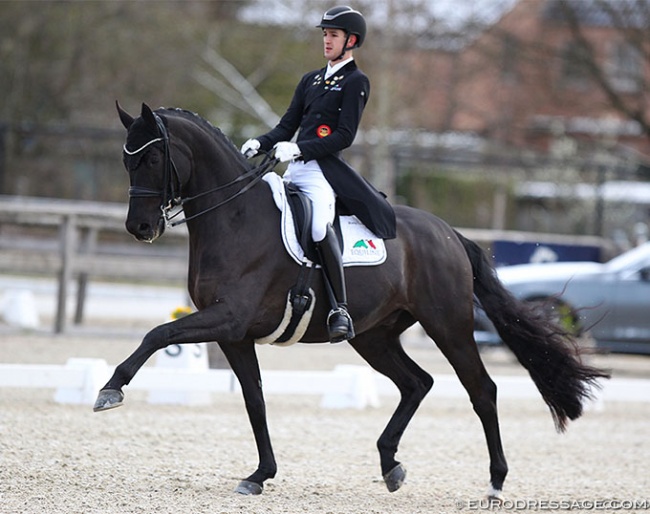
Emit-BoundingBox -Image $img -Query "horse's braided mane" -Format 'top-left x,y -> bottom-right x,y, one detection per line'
157,107 -> 250,165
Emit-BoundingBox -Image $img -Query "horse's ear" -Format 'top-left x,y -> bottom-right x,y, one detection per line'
141,102 -> 157,129
116,100 -> 134,129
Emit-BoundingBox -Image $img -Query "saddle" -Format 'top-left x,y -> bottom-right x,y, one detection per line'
285,182 -> 343,263
256,173 -> 386,346
263,172 -> 386,267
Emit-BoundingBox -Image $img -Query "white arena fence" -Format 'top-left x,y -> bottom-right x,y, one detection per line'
0,357 -> 648,409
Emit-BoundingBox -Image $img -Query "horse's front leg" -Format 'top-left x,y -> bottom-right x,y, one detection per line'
93,321 -> 176,411
93,307 -> 277,495
93,305 -> 243,411
218,340 -> 277,495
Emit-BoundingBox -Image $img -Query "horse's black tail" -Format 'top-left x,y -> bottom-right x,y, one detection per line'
454,230 -> 610,432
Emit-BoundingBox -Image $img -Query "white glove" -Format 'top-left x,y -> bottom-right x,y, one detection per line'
241,138 -> 261,159
274,141 -> 301,163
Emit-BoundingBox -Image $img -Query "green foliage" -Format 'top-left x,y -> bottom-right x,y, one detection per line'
0,1 -> 312,200
397,167 -> 513,228
0,1 -> 307,126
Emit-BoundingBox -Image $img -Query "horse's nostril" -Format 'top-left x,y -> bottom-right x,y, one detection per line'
138,223 -> 150,233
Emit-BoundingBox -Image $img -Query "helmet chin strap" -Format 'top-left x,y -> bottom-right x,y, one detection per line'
333,33 -> 351,63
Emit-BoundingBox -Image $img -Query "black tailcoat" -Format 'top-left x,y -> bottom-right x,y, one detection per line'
257,61 -> 396,239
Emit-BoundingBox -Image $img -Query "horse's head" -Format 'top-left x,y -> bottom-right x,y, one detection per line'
117,101 -> 180,242
117,101 -> 267,243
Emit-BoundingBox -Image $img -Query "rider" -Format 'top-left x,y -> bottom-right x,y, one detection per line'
241,5 -> 396,343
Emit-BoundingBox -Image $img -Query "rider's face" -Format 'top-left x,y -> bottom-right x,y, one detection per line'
323,28 -> 355,62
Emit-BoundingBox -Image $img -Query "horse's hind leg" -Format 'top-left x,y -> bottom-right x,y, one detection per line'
349,324 -> 434,492
422,318 -> 508,498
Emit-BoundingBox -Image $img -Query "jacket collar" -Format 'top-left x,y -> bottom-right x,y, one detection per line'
325,57 -> 354,78
305,61 -> 358,107
323,59 -> 357,77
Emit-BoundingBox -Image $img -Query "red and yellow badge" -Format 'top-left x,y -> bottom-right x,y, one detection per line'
317,124 -> 332,138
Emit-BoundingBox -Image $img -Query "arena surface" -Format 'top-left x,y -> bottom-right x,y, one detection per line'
1,326 -> 648,514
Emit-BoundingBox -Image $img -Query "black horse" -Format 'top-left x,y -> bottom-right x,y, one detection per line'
95,102 -> 608,497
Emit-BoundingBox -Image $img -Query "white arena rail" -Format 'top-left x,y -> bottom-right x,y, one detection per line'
0,359 -> 647,409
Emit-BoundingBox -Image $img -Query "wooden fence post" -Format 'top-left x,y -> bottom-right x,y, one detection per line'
55,214 -> 77,333
74,226 -> 98,325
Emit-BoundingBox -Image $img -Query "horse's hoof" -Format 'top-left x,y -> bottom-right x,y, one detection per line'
383,463 -> 407,492
234,480 -> 263,495
486,487 -> 504,504
93,389 -> 124,412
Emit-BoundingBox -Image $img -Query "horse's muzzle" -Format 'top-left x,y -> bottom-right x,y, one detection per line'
125,216 -> 165,242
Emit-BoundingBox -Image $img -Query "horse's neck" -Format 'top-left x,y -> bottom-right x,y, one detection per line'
177,127 -> 279,260
184,167 -> 275,248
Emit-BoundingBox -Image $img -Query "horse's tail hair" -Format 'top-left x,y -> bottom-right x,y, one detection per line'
454,230 -> 610,432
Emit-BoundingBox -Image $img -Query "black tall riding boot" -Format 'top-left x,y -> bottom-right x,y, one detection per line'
316,225 -> 355,343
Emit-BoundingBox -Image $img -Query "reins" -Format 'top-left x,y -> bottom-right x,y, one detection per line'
166,153 -> 277,227
125,113 -> 278,228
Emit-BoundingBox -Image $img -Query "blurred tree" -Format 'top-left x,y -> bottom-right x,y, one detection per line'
2,0 -> 646,238
0,1 -> 268,125
193,20 -> 315,138
0,1 -> 260,198
551,0 -> 650,139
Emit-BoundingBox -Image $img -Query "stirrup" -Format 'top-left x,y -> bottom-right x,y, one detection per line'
327,308 -> 355,343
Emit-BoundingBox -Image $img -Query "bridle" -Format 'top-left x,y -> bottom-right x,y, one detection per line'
123,113 -> 277,228
124,113 -> 179,217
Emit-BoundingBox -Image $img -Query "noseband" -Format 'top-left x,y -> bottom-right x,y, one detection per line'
124,113 -> 277,228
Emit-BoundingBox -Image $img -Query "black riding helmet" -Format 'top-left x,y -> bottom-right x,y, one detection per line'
317,5 -> 366,51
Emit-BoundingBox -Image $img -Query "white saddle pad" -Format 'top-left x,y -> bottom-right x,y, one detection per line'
263,173 -> 387,267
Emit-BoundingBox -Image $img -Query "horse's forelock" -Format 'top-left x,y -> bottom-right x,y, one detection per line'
125,116 -> 159,150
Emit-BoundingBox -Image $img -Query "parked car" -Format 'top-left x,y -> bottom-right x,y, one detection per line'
474,242 -> 650,354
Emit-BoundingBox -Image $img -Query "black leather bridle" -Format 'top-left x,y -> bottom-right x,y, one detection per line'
123,113 -> 277,228
124,113 -> 180,214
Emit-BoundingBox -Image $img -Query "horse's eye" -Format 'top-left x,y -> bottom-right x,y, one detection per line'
146,152 -> 160,167
123,154 -> 142,173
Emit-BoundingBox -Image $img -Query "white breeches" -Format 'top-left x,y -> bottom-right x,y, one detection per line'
283,159 -> 336,243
